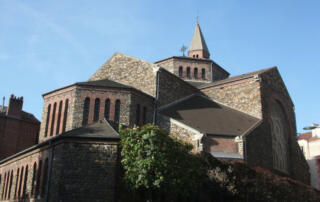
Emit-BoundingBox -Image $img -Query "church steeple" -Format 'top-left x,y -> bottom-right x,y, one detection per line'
188,23 -> 210,59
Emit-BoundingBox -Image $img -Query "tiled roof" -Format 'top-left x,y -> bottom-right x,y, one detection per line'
159,94 -> 259,136
76,78 -> 132,89
298,132 -> 320,142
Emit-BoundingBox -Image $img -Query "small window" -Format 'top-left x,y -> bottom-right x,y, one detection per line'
44,104 -> 51,137
7,171 -> 13,199
178,66 -> 183,77
114,100 -> 121,124
136,104 -> 140,126
82,97 -> 90,126
202,68 -> 206,80
94,98 -> 100,122
62,99 -> 69,133
41,159 -> 48,197
104,99 -> 110,120
56,101 -> 63,135
143,107 -> 147,125
50,103 -> 57,136
18,167 -> 24,199
22,166 -> 28,198
194,68 -> 198,79
196,54 -> 199,58
187,67 -> 191,79
35,160 -> 42,197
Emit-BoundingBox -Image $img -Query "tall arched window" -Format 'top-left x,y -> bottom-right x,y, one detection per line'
82,98 -> 90,126
194,67 -> 198,79
136,104 -> 140,126
270,100 -> 289,172
0,174 -> 1,199
14,168 -> 19,199
44,104 -> 51,137
18,167 -> 24,199
31,162 -> 37,196
5,171 -> 9,199
94,98 -> 100,122
201,68 -> 206,80
22,165 -> 28,199
2,172 -> 7,200
62,99 -> 69,133
178,66 -> 183,77
143,107 -> 147,125
114,100 -> 120,124
56,101 -> 63,135
41,159 -> 48,197
104,99 -> 110,120
50,103 -> 57,136
35,160 -> 42,197
8,171 -> 13,199
187,67 -> 191,79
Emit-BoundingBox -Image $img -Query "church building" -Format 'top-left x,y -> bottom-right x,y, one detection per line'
0,23 -> 310,201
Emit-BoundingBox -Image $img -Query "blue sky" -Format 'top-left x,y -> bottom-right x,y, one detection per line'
0,0 -> 319,133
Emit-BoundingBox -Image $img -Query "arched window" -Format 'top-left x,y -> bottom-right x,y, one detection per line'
31,162 -> 37,196
18,166 -> 24,199
35,160 -> 42,197
104,99 -> 110,120
22,165 -> 28,199
270,100 -> 289,172
196,54 -> 199,58
14,168 -> 19,199
194,68 -> 198,79
0,174 -> 1,199
50,103 -> 57,136
202,68 -> 206,80
44,104 -> 51,137
8,170 -> 13,199
56,101 -> 63,135
114,100 -> 120,124
5,171 -> 9,199
2,172 -> 6,200
41,159 -> 48,197
143,107 -> 147,125
187,67 -> 191,79
136,104 -> 140,126
178,66 -> 183,77
82,98 -> 90,126
94,98 -> 100,122
62,99 -> 69,133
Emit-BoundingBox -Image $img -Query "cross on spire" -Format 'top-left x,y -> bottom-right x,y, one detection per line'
180,45 -> 187,56
196,10 -> 199,23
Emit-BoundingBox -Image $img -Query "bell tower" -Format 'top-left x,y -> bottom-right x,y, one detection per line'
188,23 -> 210,59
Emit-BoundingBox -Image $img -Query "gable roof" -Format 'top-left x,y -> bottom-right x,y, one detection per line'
199,66 -> 276,89
0,119 -> 119,164
189,23 -> 210,56
159,94 -> 259,136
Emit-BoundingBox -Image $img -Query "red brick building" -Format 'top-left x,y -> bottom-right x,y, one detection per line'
0,95 -> 40,160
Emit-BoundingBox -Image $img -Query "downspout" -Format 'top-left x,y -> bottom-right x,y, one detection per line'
45,140 -> 54,202
153,70 -> 160,124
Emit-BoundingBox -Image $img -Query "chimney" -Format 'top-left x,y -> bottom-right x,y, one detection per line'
6,94 -> 23,118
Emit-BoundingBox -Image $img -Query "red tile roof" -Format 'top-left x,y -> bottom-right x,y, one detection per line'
298,132 -> 320,142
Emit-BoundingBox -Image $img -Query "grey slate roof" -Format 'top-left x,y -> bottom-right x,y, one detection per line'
159,94 -> 259,136
61,119 -> 120,139
0,119 -> 119,164
76,78 -> 132,89
189,23 -> 210,55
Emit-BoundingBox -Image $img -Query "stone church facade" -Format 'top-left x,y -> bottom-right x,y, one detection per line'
0,23 -> 309,201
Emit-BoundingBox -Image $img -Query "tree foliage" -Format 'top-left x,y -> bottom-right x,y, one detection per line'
119,124 -> 208,198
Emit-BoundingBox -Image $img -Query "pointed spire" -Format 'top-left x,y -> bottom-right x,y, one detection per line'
188,23 -> 210,59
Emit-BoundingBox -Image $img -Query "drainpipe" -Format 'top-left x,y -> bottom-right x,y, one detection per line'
45,140 -> 54,202
153,70 -> 160,124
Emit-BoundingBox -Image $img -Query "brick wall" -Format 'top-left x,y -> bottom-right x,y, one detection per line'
0,138 -> 120,202
203,136 -> 238,154
0,117 -> 39,160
